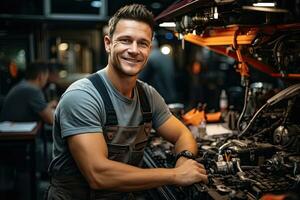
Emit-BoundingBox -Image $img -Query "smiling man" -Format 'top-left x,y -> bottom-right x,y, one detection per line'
47,4 -> 207,200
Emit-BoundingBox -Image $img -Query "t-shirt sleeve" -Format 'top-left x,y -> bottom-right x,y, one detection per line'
28,89 -> 48,113
146,85 -> 172,129
57,89 -> 105,138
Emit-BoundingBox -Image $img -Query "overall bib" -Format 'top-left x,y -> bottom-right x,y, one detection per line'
47,73 -> 152,200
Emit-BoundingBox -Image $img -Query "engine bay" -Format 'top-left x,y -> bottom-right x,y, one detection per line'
144,83 -> 300,199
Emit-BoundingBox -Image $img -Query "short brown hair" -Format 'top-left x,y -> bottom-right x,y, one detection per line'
108,4 -> 154,38
25,61 -> 49,80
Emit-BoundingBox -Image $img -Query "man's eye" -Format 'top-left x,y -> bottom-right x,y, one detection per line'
139,42 -> 150,48
120,39 -> 131,44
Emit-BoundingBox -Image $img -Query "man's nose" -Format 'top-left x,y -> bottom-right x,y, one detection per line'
128,41 -> 139,54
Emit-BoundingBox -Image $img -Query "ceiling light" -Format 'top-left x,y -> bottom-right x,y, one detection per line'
253,2 -> 276,7
91,0 -> 102,8
160,45 -> 172,55
58,43 -> 68,51
59,70 -> 68,78
159,22 -> 176,28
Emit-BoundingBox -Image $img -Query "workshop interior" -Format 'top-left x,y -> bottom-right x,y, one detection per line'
0,0 -> 300,199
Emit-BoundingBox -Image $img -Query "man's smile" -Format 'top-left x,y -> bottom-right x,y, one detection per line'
121,57 -> 142,64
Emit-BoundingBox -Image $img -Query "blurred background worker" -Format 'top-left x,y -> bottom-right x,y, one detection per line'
0,61 -> 57,124
0,61 -> 58,200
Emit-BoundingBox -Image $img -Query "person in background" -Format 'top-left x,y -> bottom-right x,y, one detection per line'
139,37 -> 177,103
0,61 -> 57,124
47,4 -> 207,200
0,56 -> 20,112
44,62 -> 62,102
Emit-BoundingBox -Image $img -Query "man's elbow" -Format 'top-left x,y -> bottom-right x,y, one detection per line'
84,165 -> 112,190
86,172 -> 110,190
87,177 -> 103,190
43,114 -> 53,125
39,108 -> 54,124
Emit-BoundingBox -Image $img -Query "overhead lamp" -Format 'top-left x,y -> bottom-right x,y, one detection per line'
244,1 -> 287,13
160,45 -> 172,55
91,0 -> 102,8
58,43 -> 68,51
159,22 -> 176,28
59,70 -> 68,78
253,2 -> 276,7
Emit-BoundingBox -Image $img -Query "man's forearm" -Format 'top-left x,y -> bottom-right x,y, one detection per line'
87,155 -> 207,191
88,158 -> 175,191
174,130 -> 198,155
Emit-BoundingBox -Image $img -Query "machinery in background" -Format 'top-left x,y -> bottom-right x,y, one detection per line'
156,0 -> 300,78
144,83 -> 300,199
148,1 -> 300,199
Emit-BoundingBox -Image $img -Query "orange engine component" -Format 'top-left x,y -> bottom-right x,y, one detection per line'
182,108 -> 221,126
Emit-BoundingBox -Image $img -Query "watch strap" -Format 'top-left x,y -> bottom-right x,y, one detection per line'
175,150 -> 194,162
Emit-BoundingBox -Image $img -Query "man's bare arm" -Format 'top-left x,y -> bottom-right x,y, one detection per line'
156,115 -> 198,166
68,133 -> 207,191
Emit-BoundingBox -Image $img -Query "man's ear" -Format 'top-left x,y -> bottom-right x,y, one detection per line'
37,73 -> 42,82
36,73 -> 44,86
104,35 -> 111,53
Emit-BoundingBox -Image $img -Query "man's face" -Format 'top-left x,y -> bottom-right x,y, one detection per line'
104,19 -> 152,77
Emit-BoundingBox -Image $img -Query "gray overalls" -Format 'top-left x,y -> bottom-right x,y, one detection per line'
47,73 -> 152,200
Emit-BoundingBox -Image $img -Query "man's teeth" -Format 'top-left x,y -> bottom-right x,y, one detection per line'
125,58 -> 139,62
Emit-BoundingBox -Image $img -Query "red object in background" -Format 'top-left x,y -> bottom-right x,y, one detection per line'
9,61 -> 18,78
261,194 -> 286,200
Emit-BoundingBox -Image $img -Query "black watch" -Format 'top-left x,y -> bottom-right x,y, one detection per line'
175,150 -> 194,162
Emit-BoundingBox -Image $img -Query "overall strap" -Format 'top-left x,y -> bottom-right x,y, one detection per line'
87,73 -> 118,126
136,81 -> 152,123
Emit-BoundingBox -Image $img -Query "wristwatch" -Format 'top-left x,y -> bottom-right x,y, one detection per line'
175,150 -> 194,162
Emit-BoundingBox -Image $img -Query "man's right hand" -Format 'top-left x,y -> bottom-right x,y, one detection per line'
173,159 -> 208,186
48,99 -> 58,108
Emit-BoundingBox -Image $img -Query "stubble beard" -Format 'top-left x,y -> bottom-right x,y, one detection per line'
111,56 -> 143,77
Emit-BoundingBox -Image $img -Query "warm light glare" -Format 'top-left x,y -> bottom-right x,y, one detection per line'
160,45 -> 171,55
159,22 -> 176,28
253,2 -> 276,7
59,70 -> 68,78
58,43 -> 68,51
213,7 -> 218,19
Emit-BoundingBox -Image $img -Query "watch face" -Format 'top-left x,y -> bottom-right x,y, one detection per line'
182,150 -> 193,158
185,151 -> 193,157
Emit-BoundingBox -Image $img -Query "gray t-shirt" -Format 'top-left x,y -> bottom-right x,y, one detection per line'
0,80 -> 47,122
49,69 -> 172,176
